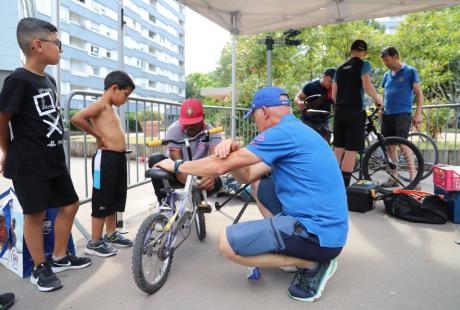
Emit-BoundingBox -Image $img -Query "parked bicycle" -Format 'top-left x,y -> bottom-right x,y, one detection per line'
407,125 -> 439,180
357,108 -> 424,192
131,127 -> 223,294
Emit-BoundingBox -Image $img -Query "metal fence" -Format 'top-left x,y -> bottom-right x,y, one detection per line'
63,91 -> 256,204
416,103 -> 460,165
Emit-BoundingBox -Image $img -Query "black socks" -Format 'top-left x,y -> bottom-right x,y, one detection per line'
342,171 -> 352,187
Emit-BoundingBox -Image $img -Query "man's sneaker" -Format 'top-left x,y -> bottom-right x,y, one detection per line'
30,262 -> 62,292
84,239 -> 117,257
0,292 -> 15,310
246,267 -> 261,280
49,251 -> 92,273
288,259 -> 338,302
381,177 -> 399,188
104,231 -> 133,247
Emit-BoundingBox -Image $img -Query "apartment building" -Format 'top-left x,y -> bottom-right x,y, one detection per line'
0,0 -> 186,107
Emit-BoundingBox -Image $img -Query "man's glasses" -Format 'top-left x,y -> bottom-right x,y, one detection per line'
39,39 -> 62,51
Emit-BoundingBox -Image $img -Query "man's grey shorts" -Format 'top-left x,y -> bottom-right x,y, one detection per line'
226,176 -> 342,262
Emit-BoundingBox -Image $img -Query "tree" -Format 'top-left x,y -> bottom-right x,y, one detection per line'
191,6 -> 460,115
185,72 -> 220,105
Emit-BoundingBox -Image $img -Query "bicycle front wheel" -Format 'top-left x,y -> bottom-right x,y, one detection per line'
407,132 -> 439,180
193,189 -> 206,241
132,213 -> 173,294
362,137 -> 424,193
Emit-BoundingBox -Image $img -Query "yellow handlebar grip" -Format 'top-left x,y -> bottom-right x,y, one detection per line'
147,139 -> 162,147
209,126 -> 224,134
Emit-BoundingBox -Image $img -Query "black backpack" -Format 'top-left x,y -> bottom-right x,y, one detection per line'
383,190 -> 450,224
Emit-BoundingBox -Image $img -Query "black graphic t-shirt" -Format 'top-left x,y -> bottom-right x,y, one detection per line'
0,68 -> 68,181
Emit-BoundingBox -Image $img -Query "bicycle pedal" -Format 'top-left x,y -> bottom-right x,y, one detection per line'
198,203 -> 212,213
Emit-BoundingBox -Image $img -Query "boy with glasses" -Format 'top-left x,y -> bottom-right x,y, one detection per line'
0,17 -> 91,292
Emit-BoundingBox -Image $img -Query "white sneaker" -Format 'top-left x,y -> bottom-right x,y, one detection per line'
279,266 -> 297,273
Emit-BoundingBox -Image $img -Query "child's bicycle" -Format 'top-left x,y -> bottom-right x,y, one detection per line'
131,127 -> 223,294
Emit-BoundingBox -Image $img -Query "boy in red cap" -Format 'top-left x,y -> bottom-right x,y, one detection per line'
149,98 -> 222,205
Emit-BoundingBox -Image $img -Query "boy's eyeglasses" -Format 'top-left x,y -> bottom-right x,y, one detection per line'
39,39 -> 62,51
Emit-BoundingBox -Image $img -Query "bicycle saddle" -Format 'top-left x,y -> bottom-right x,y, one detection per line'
145,167 -> 174,180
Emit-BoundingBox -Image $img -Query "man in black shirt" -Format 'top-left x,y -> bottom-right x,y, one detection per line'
0,18 -> 90,292
294,68 -> 335,142
332,40 -> 383,187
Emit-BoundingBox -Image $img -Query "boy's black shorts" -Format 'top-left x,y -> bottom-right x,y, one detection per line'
91,150 -> 127,218
381,113 -> 412,138
333,109 -> 366,151
13,174 -> 79,215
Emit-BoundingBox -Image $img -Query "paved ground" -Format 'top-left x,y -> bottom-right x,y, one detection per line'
1,159 -> 459,310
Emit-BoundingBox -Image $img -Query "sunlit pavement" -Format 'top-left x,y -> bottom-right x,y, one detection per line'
1,158 -> 459,310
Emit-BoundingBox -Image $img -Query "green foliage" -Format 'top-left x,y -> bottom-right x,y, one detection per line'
136,111 -> 163,121
185,6 -> 460,137
187,6 -> 459,104
391,7 -> 460,103
185,72 -> 221,106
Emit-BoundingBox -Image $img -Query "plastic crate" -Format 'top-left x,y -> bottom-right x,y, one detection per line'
432,165 -> 460,191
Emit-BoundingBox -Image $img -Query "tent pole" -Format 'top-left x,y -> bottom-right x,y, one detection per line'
231,33 -> 236,140
231,12 -> 238,140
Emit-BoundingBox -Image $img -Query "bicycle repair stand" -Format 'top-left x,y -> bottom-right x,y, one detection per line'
215,183 -> 252,224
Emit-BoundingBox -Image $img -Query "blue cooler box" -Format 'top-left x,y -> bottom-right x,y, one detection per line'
434,186 -> 460,223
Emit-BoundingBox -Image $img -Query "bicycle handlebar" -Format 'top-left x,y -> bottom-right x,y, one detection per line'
146,126 -> 224,147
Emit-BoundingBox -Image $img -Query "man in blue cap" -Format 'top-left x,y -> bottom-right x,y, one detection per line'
156,86 -> 348,302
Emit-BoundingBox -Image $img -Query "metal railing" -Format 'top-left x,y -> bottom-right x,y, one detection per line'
63,91 -> 255,203
415,103 -> 460,165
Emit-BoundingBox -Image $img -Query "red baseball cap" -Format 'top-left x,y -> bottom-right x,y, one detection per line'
179,98 -> 204,125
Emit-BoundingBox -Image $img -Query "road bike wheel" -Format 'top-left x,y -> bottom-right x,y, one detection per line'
362,137 -> 424,193
132,213 -> 173,294
193,189 -> 206,241
407,132 -> 439,180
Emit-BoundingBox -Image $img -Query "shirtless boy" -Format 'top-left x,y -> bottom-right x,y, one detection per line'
71,71 -> 135,257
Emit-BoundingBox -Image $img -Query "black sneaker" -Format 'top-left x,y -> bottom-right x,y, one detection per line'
84,239 -> 117,257
30,262 -> 62,292
288,259 -> 338,302
104,231 -> 133,247
49,251 -> 92,273
0,292 -> 15,310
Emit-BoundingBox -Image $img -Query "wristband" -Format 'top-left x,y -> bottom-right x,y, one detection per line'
174,160 -> 184,174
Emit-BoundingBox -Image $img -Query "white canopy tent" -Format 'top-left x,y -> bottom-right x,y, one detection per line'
181,0 -> 460,138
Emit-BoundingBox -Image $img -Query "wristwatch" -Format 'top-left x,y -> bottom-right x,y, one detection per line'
174,159 -> 184,174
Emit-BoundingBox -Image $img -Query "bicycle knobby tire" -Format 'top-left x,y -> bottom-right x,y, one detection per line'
362,136 -> 424,193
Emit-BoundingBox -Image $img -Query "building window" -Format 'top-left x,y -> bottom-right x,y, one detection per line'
92,66 -> 100,76
106,51 -> 111,58
90,45 -> 100,56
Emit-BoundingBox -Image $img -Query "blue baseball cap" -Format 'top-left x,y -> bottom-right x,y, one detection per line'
244,86 -> 290,120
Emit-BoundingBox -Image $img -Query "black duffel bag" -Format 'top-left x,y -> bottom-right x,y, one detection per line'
383,190 -> 450,224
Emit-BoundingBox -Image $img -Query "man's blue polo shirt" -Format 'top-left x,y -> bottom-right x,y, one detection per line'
246,114 -> 348,248
381,64 -> 420,114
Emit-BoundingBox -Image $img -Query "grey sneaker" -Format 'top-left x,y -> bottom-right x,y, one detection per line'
84,239 -> 117,257
104,231 -> 133,247
30,261 -> 62,292
288,259 -> 338,302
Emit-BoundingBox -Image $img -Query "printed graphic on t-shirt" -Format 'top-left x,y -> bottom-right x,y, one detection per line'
33,88 -> 63,139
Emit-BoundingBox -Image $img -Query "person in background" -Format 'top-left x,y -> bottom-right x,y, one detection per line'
380,46 -> 423,188
332,39 -> 383,187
